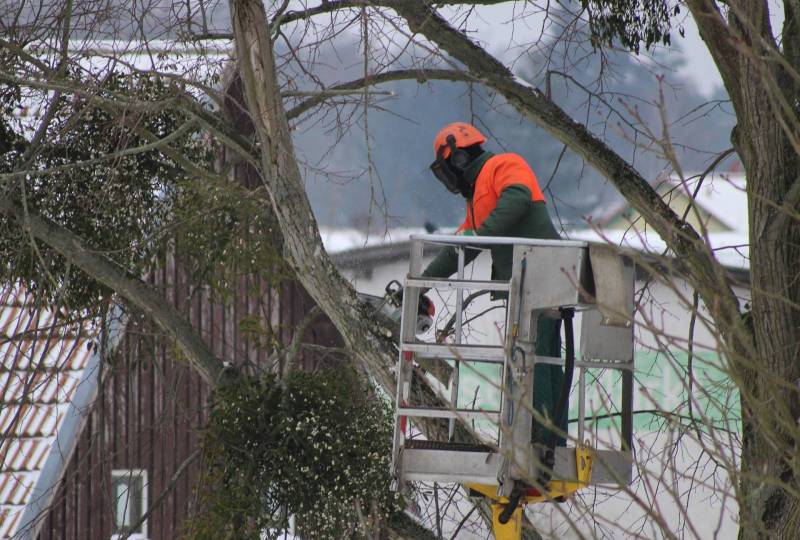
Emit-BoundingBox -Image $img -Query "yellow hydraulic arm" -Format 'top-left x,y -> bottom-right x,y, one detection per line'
465,446 -> 594,540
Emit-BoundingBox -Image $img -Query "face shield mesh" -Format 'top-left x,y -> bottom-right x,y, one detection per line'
429,157 -> 461,194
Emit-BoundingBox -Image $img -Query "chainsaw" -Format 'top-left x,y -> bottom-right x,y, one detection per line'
358,280 -> 435,335
359,280 -> 453,385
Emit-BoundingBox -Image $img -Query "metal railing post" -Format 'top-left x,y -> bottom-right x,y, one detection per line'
391,238 -> 425,485
448,247 -> 466,440
578,366 -> 586,443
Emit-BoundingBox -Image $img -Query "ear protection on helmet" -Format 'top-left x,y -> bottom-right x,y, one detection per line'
430,137 -> 461,194
446,134 -> 471,171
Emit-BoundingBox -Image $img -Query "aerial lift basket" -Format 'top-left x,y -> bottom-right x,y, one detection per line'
390,234 -> 636,539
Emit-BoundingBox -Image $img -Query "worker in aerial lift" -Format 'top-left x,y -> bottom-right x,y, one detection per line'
423,121 -> 566,450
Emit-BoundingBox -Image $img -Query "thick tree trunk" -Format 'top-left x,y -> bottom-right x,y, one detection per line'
229,0 -> 392,388
227,1 -> 543,537
687,1 -> 800,537
734,47 -> 800,540
736,95 -> 800,539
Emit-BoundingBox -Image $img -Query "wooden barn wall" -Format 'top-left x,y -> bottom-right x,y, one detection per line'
35,249 -> 344,540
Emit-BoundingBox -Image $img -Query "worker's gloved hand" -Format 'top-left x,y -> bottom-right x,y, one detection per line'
416,294 -> 435,334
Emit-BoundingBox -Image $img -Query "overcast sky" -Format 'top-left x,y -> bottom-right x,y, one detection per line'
674,18 -> 723,96
437,1 -> 786,99
439,3 -> 726,98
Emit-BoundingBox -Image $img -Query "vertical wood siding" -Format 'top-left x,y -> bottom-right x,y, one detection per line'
36,256 -> 344,540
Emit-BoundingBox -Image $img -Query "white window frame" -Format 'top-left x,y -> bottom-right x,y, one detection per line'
110,469 -> 149,540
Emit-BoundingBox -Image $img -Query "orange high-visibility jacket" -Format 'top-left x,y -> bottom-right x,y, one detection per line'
457,153 -> 545,233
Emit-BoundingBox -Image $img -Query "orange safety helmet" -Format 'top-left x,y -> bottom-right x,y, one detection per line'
432,122 -> 487,160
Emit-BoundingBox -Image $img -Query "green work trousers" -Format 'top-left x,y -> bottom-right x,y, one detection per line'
532,316 -> 566,448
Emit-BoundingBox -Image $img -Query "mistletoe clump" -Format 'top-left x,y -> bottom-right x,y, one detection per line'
578,0 -> 682,53
0,71 -> 212,311
185,367 -> 401,539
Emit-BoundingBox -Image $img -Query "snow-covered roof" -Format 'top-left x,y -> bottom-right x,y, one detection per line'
671,172 -> 747,234
583,171 -> 749,271
321,227 -> 438,254
569,228 -> 749,274
323,202 -> 749,276
0,287 -> 123,539
596,172 -> 748,235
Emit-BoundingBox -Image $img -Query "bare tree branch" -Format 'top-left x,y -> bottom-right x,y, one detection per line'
0,197 -> 232,388
117,449 -> 202,540
286,68 -> 475,120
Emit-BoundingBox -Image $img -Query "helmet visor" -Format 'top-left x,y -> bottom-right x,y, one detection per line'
429,158 -> 461,194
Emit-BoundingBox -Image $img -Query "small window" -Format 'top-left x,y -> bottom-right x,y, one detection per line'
110,469 -> 148,540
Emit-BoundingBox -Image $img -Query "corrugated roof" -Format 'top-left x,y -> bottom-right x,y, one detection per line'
0,286 -> 98,539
